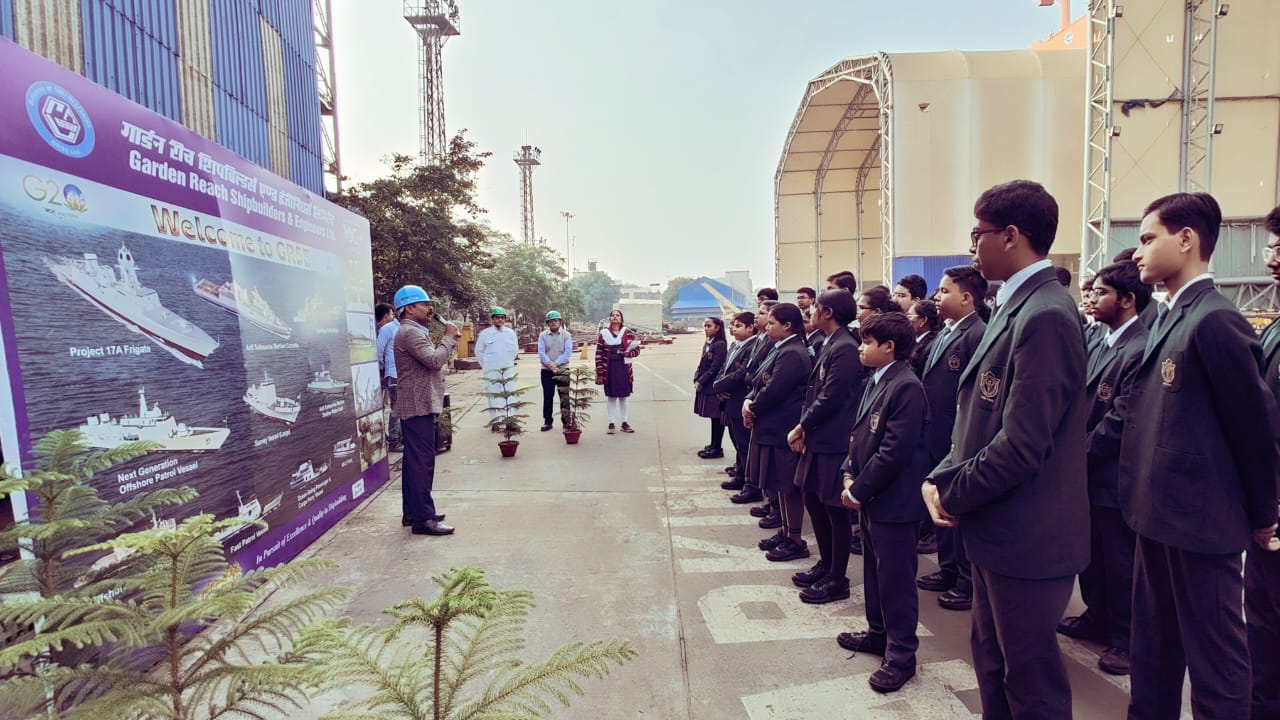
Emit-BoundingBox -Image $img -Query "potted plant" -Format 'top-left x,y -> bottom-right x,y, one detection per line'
483,366 -> 531,457
562,365 -> 598,445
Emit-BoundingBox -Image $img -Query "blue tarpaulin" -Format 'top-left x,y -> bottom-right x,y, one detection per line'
670,277 -> 750,321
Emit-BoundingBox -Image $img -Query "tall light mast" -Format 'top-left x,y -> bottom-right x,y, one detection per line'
514,145 -> 542,245
403,1 -> 460,163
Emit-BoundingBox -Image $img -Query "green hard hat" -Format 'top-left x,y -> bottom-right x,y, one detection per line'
545,310 -> 562,321
491,307 -> 507,317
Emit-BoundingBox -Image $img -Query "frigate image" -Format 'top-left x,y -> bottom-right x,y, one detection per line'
78,387 -> 229,451
193,278 -> 292,339
45,244 -> 219,367
243,371 -> 301,423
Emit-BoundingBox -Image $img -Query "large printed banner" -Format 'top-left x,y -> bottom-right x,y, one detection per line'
0,39 -> 388,570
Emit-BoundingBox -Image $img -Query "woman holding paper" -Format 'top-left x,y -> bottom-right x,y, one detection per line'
595,309 -> 641,433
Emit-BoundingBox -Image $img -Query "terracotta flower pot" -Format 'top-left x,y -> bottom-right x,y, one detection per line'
563,429 -> 582,444
498,440 -> 519,458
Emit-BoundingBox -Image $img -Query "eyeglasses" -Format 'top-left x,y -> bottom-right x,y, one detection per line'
857,304 -> 873,311
970,226 -> 1007,247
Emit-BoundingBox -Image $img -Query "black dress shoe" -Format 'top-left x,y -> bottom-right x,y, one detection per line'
758,510 -> 783,529
915,534 -> 938,555
836,630 -> 886,655
849,528 -> 863,556
792,561 -> 829,587
1056,615 -> 1108,643
766,537 -> 810,562
748,503 -> 771,517
540,423 -> 552,431
868,661 -> 915,693
730,487 -> 764,504
697,447 -> 725,459
800,577 -> 851,604
724,465 -> 736,474
720,477 -> 745,490
411,519 -> 455,536
938,588 -> 972,611
916,570 -> 956,592
404,514 -> 444,526
758,530 -> 787,551
1098,647 -> 1130,675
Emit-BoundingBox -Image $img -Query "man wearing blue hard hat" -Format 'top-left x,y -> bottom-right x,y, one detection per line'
392,285 -> 458,536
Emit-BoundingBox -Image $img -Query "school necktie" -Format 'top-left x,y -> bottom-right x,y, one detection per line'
1152,303 -> 1170,335
929,325 -> 954,370
859,377 -> 877,416
1263,321 -> 1280,358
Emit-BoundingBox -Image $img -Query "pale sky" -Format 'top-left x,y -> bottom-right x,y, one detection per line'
332,1 -> 1064,290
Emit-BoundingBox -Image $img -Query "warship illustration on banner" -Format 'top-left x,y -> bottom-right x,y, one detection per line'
193,278 -> 292,339
243,371 -> 301,423
307,366 -> 349,395
215,490 -> 265,543
290,459 -> 331,490
45,245 -> 219,367
333,437 -> 356,459
78,387 -> 230,452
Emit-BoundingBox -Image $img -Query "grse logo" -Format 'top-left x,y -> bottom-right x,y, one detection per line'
26,82 -> 95,158
23,175 -> 88,213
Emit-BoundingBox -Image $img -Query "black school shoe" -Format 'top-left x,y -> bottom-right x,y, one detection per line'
748,503 -> 771,517
868,661 -> 915,693
404,514 -> 444,526
836,630 -> 886,655
697,447 -> 725,459
1098,647 -> 1130,675
916,570 -> 956,592
1056,615 -> 1109,643
730,487 -> 764,504
799,576 -> 851,604
757,509 -> 783,529
766,537 -> 810,562
938,589 -> 972,611
850,527 -> 864,556
758,530 -> 787,551
792,561 -> 829,587
720,477 -> 745,491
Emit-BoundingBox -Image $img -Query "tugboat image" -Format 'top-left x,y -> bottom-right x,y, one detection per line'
79,387 -> 230,452
193,278 -> 292,339
46,245 -> 219,367
307,366 -> 349,395
333,437 -> 356,459
243,371 -> 301,423
290,459 -> 331,490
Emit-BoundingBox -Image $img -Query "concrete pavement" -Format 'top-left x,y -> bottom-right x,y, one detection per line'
283,338 -> 1187,719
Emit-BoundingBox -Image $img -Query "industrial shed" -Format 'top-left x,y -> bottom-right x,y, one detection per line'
670,277 -> 749,322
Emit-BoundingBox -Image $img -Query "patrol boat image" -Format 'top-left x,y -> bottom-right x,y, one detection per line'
307,366 -> 349,394
333,437 -> 356,459
243,371 -> 301,423
215,490 -> 263,543
290,459 -> 331,489
193,278 -> 292,339
79,387 -> 230,451
46,244 -> 219,367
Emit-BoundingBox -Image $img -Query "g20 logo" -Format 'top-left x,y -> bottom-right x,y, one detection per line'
23,175 -> 88,213
25,81 -> 95,158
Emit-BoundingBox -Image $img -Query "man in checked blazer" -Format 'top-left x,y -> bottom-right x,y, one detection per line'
1056,260 -> 1149,677
1250,204 -> 1280,719
1120,193 -> 1279,719
922,180 -> 1089,720
914,266 -> 987,612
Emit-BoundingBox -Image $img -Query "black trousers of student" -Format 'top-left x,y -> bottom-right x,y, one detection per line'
724,403 -> 750,482
936,525 -> 972,595
1129,535 -> 1250,720
1246,545 -> 1280,720
540,369 -> 569,426
401,414 -> 439,523
861,516 -> 920,671
1078,503 -> 1135,650
970,564 -> 1074,720
806,493 -> 850,580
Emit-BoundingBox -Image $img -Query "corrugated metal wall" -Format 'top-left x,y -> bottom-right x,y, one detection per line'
175,0 -> 215,138
1109,221 -> 1272,280
6,0 -> 323,193
13,0 -> 83,73
81,0 -> 182,123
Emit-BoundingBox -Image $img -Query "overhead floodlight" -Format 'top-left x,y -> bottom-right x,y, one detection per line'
1113,5 -> 1124,18
1213,123 -> 1224,135
1217,3 -> 1229,17
1111,126 -> 1122,137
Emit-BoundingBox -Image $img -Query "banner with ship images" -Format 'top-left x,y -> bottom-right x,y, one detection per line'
0,39 -> 390,571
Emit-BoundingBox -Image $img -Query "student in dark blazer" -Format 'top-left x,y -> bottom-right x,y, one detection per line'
730,301 -> 777,507
789,290 -> 863,603
713,312 -> 758,492
1114,247 -> 1161,330
922,180 -> 1089,719
914,266 -> 987,612
1250,205 -> 1280,719
744,303 -> 812,561
692,316 -> 729,459
1119,193 -> 1279,719
906,299 -> 942,378
1056,260 -> 1149,677
836,312 -> 929,694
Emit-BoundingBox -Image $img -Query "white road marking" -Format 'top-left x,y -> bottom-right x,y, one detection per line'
635,358 -> 692,397
742,658 -> 981,719
698,584 -> 932,645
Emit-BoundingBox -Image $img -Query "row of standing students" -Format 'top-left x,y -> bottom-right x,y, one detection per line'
688,181 -> 1280,718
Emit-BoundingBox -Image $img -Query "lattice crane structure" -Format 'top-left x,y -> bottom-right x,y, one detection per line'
313,0 -> 342,193
403,0 -> 460,163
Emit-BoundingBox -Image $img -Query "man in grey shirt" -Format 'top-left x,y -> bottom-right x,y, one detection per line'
538,310 -> 574,431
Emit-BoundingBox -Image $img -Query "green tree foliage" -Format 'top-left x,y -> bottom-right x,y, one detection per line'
662,276 -> 697,321
569,270 -> 620,324
336,133 -> 495,309
300,566 -> 636,720
478,241 -> 584,330
0,515 -> 349,720
562,366 -> 599,432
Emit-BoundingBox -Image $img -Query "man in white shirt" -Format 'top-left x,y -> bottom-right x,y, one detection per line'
475,307 -> 520,426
